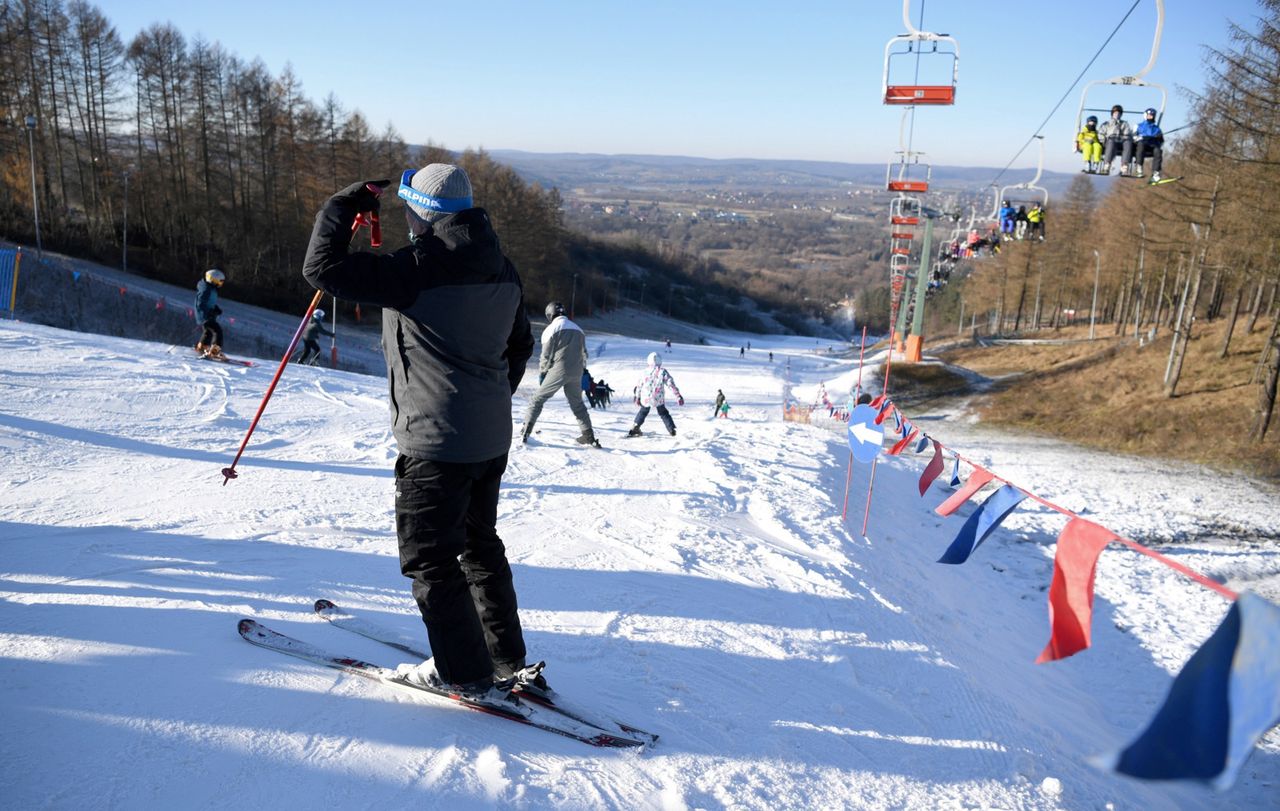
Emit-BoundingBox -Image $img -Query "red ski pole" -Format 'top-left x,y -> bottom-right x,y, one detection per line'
220,289 -> 324,485
222,185 -> 383,485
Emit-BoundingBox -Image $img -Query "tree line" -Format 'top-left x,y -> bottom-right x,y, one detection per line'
928,0 -> 1280,442
0,0 -> 771,326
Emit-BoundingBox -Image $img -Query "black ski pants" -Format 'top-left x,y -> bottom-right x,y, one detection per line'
1135,140 -> 1163,174
395,452 -> 525,685
199,318 -> 222,347
295,338 -> 320,364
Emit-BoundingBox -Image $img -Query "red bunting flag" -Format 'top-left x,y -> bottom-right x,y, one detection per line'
875,402 -> 896,426
119,286 -> 127,296
869,394 -> 885,410
888,428 -> 918,455
155,299 -> 165,310
935,467 -> 995,516
919,440 -> 944,495
1036,518 -> 1118,663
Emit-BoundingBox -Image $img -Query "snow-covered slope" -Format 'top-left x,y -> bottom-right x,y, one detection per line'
1,320 -> 1276,810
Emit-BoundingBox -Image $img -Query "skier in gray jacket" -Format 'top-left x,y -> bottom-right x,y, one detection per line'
520,302 -> 599,447
1098,105 -> 1136,176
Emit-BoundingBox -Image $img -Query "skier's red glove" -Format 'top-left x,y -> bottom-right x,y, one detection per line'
677,397 -> 684,406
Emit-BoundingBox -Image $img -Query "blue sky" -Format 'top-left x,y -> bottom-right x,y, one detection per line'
93,1 -> 1258,173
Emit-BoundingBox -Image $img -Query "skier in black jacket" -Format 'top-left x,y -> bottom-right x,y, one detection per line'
294,309 -> 334,365
302,163 -> 537,706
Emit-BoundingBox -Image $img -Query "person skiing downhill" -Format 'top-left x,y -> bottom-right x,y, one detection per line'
301,163 -> 539,707
294,309 -> 334,365
627,352 -> 684,437
520,302 -> 600,447
194,269 -> 226,358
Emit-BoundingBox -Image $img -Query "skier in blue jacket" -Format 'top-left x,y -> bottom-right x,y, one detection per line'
998,201 -> 1016,236
1133,107 -> 1164,183
194,269 -> 226,358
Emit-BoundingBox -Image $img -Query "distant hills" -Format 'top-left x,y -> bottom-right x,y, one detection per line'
489,149 -> 1097,198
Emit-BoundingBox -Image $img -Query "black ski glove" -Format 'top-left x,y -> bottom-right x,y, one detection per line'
333,179 -> 390,214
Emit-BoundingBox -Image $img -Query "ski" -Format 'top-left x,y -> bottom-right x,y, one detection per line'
238,618 -> 646,748
313,599 -> 659,745
1148,176 -> 1181,186
201,354 -> 254,367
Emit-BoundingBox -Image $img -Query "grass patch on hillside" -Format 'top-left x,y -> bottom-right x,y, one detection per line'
936,320 -> 1280,480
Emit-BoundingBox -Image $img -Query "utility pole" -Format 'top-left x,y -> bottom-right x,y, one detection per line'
1090,249 -> 1101,340
1133,221 -> 1146,339
570,272 -> 578,319
25,115 -> 42,259
122,170 -> 130,272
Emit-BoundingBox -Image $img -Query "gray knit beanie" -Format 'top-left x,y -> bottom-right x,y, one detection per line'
398,163 -> 473,223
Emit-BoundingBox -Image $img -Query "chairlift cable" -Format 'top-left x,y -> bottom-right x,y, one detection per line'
988,0 -> 1142,188
904,0 -> 926,159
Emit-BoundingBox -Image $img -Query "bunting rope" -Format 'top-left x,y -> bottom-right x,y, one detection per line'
938,442 -> 1239,601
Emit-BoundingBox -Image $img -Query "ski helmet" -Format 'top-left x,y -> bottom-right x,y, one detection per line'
1144,107 -> 1157,117
545,301 -> 565,320
1086,115 -> 1098,126
313,309 -> 325,320
205,268 -> 226,286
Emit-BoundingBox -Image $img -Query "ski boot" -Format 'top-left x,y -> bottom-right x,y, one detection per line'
205,344 -> 226,360
194,342 -> 207,356
396,658 -> 522,710
495,659 -> 551,698
668,428 -> 677,437
1150,172 -> 1161,183
626,426 -> 642,438
1133,165 -> 1144,178
575,430 -> 602,448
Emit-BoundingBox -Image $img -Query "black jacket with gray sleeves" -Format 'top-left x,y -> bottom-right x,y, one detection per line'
302,188 -> 534,463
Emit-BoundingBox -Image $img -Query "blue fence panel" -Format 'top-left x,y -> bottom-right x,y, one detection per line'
0,248 -> 19,316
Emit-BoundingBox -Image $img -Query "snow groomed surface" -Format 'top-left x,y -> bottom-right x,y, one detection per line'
1,319 -> 1277,809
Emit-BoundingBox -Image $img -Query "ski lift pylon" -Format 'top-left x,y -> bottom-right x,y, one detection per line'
882,0 -> 958,105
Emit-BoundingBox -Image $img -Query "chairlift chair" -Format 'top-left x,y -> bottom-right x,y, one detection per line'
890,195 -> 922,226
1075,0 -> 1167,142
998,136 -> 1050,211
882,0 -> 958,105
886,152 -> 931,193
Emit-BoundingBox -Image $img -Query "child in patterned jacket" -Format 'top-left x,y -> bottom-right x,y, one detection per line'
627,352 -> 684,437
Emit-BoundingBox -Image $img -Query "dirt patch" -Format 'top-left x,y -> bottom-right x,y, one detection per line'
884,363 -> 977,409
935,320 -> 1280,480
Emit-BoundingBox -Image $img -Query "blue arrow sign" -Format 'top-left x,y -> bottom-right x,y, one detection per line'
846,404 -> 885,463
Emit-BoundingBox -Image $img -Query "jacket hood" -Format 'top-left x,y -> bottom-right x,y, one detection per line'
647,352 -> 661,367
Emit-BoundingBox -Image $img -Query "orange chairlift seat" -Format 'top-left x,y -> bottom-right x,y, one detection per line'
890,195 -> 922,226
883,1 -> 958,106
886,153 -> 931,194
